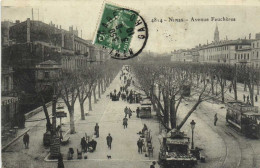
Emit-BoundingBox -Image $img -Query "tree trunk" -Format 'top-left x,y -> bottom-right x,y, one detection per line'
103,78 -> 107,92
221,84 -> 225,103
101,79 -> 104,93
41,97 -> 52,132
98,80 -> 101,98
89,92 -> 92,111
244,81 -> 247,91
233,79 -> 238,100
170,97 -> 176,129
93,85 -> 97,103
69,107 -> 75,134
80,102 -> 85,120
257,81 -> 259,95
211,78 -> 214,95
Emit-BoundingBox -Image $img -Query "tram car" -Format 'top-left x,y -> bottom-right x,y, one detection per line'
159,130 -> 197,168
226,101 -> 260,139
139,98 -> 152,118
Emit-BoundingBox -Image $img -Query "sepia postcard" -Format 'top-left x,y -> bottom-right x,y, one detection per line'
1,0 -> 260,168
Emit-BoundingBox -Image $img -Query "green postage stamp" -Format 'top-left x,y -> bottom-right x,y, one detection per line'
94,3 -> 138,54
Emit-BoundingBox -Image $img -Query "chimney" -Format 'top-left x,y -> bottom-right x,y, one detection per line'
15,20 -> 20,24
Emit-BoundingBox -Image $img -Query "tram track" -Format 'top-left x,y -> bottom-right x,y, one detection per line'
197,101 -> 257,168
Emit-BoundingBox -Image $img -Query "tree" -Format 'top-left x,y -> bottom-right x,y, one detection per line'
132,62 -> 223,132
77,67 -> 96,120
59,70 -> 79,134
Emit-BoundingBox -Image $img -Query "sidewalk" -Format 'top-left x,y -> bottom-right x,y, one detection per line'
1,102 -> 53,151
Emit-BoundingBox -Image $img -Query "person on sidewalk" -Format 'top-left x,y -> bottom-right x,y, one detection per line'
214,113 -> 218,126
123,117 -> 128,129
136,107 -> 140,118
23,132 -> 29,149
95,123 -> 99,138
137,138 -> 144,154
247,95 -> 250,104
57,153 -> 64,168
81,137 -> 87,152
124,106 -> 128,118
128,108 -> 132,119
106,133 -> 113,149
255,95 -> 258,102
150,161 -> 156,168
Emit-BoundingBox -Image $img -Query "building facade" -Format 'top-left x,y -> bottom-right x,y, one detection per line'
171,25 -> 259,67
1,66 -> 19,127
251,39 -> 260,68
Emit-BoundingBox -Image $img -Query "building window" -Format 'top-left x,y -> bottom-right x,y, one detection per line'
257,52 -> 259,58
235,53 -> 237,59
253,43 -> 254,48
44,71 -> 50,79
248,54 -> 249,60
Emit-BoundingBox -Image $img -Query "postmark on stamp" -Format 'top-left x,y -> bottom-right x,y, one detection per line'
94,3 -> 148,60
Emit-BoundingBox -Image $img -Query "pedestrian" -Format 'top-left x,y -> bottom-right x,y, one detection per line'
23,132 -> 29,149
123,117 -> 128,129
95,123 -> 99,138
136,107 -> 140,118
247,95 -> 249,103
214,113 -> 218,126
89,139 -> 97,152
255,95 -> 258,102
124,106 -> 128,118
243,94 -> 246,102
106,133 -> 113,149
142,124 -> 148,134
150,161 -> 156,168
137,138 -> 143,154
128,108 -> 132,119
81,137 -> 87,152
229,87 -> 232,93
57,153 -> 64,168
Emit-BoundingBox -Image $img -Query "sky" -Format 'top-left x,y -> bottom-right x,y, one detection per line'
2,0 -> 260,54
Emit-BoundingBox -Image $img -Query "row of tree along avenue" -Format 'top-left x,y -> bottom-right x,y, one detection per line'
131,61 -> 260,132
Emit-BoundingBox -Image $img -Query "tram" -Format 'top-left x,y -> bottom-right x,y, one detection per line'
226,101 -> 260,139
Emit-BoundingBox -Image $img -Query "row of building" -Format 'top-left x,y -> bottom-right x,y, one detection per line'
1,18 -> 110,127
171,26 -> 260,68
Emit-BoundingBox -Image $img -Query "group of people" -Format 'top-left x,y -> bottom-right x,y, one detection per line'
123,106 -> 134,129
243,94 -> 258,104
80,137 -> 97,153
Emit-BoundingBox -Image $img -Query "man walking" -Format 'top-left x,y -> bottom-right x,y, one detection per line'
136,107 -> 140,118
23,132 -> 29,149
214,113 -> 218,126
137,138 -> 144,154
106,133 -> 113,149
95,123 -> 99,138
128,108 -> 132,119
123,117 -> 128,129
124,106 -> 128,118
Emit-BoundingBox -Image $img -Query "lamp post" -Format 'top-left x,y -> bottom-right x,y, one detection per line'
190,120 -> 196,149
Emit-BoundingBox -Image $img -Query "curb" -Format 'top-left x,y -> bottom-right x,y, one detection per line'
2,128 -> 30,152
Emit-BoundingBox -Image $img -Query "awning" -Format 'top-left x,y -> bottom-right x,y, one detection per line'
1,97 -> 19,106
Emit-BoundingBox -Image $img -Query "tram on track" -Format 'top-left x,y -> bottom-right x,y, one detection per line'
226,101 -> 260,139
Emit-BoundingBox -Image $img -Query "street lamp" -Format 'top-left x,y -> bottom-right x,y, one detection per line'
190,120 -> 196,149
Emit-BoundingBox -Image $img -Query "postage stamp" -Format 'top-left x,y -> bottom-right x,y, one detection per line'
94,3 -> 148,60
